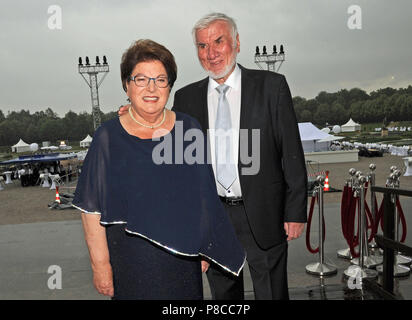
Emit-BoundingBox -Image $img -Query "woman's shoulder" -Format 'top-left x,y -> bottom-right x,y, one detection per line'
91,117 -> 121,141
97,117 -> 121,133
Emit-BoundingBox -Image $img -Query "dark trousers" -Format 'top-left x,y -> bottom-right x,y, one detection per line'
206,202 -> 289,300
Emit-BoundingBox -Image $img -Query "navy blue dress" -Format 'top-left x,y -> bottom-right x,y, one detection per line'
72,111 -> 245,300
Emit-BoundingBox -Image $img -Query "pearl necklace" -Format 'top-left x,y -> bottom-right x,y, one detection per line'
129,107 -> 166,129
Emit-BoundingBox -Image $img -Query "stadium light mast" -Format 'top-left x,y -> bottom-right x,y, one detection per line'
254,44 -> 285,72
78,55 -> 109,130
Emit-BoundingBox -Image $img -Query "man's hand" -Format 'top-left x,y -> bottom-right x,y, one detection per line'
201,260 -> 210,273
118,104 -> 130,117
284,222 -> 305,241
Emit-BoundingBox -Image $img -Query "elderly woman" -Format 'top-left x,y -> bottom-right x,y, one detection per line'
72,39 -> 245,300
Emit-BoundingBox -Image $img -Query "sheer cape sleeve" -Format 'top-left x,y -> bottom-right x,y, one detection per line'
197,158 -> 246,275
72,124 -> 127,223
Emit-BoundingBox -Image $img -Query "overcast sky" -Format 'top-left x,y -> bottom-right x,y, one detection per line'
1,0 -> 411,116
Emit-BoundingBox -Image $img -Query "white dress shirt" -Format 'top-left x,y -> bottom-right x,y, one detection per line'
207,64 -> 242,197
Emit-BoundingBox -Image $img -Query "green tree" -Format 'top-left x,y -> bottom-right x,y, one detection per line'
0,120 -> 20,146
38,119 -> 62,142
313,103 -> 330,125
348,88 -> 369,104
396,94 -> 409,120
370,87 -> 396,99
349,101 -> 363,121
102,111 -> 118,123
45,107 -> 58,119
330,103 -> 347,124
300,110 -> 312,122
315,91 -> 336,106
335,89 -> 350,110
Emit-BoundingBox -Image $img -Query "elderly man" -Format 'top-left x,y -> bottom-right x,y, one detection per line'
120,13 -> 307,300
174,13 -> 307,300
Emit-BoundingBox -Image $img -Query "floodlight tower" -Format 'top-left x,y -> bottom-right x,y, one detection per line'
78,55 -> 109,130
254,44 -> 285,72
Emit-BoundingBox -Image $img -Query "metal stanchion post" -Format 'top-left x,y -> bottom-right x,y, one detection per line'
377,169 -> 411,277
306,176 -> 338,276
368,164 -> 384,261
344,174 -> 378,282
337,168 -> 357,260
351,172 -> 382,268
368,164 -> 380,251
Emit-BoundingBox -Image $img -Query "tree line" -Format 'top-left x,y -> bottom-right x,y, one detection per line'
1,85 -> 412,147
0,108 -> 117,147
293,86 -> 412,126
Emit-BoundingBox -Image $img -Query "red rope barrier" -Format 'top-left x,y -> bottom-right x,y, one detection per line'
365,191 -> 380,243
306,194 -> 326,254
377,196 -> 408,243
339,184 -> 360,258
348,197 -> 360,258
343,183 -> 375,258
341,185 -> 350,241
397,197 -> 407,243
340,178 -> 409,258
363,182 -> 374,237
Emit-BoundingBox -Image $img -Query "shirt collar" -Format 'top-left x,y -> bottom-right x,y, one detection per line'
208,64 -> 241,93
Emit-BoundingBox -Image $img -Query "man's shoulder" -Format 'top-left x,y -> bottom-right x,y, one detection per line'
175,77 -> 208,96
239,64 -> 285,82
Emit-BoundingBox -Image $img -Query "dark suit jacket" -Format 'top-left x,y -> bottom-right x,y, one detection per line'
173,64 -> 307,250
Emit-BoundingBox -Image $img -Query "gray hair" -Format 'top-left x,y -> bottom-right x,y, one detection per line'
192,13 -> 238,48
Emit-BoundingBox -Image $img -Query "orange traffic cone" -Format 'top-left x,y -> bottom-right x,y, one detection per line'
55,186 -> 61,203
323,171 -> 330,192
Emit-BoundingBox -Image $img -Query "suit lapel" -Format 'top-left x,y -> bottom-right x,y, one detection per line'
197,78 -> 209,134
238,65 -> 256,178
239,64 -> 256,131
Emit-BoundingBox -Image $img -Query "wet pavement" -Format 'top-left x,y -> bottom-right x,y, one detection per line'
1,199 -> 412,300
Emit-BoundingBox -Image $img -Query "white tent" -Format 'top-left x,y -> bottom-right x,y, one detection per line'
341,118 -> 361,132
80,134 -> 93,148
11,138 -> 31,153
298,122 -> 343,152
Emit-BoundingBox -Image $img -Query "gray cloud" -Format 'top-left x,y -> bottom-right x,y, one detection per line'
0,0 -> 411,116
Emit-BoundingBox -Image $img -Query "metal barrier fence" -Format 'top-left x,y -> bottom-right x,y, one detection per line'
366,186 -> 412,299
54,167 -> 80,194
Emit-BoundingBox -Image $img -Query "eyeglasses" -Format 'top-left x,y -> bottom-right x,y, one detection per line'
129,74 -> 169,88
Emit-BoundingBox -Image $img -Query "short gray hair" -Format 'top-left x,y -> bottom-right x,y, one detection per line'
192,13 -> 238,48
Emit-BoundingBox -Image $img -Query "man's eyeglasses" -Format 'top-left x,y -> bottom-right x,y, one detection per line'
129,74 -> 169,88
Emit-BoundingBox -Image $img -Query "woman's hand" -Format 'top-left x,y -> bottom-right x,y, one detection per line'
81,213 -> 113,297
92,262 -> 114,297
201,260 -> 210,273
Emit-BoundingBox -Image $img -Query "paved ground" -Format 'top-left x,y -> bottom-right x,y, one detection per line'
1,202 -> 411,300
1,153 -> 412,300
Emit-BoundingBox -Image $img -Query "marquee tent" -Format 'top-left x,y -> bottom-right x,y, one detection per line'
80,134 -> 93,148
341,118 -> 361,132
298,122 -> 343,152
11,139 -> 31,153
